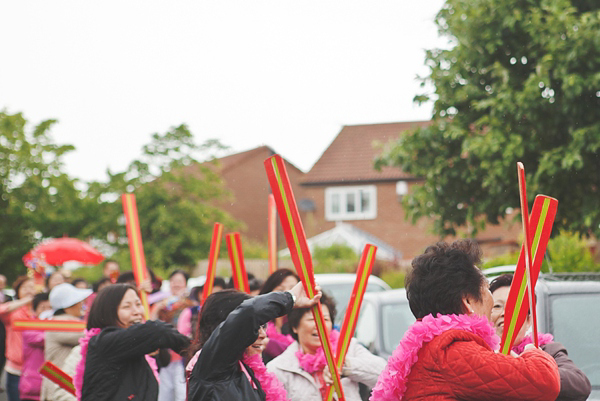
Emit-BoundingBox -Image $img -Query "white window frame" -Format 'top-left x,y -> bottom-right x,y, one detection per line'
325,185 -> 377,221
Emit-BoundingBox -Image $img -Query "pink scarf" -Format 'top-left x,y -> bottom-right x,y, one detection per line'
370,313 -> 499,401
187,350 -> 289,401
74,328 -> 160,400
512,332 -> 554,354
295,330 -> 340,373
242,353 -> 289,401
266,321 -> 294,347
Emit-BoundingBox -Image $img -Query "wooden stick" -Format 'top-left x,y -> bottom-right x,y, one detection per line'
226,232 -> 250,293
13,320 -> 85,332
264,155 -> 346,400
202,223 -> 224,302
500,194 -> 558,354
326,244 -> 377,401
268,194 -> 278,274
516,162 -> 539,348
122,194 -> 150,319
39,361 -> 75,395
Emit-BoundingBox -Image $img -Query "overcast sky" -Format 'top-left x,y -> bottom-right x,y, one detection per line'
1,1 -> 448,182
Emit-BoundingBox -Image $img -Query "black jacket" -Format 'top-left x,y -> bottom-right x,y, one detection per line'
188,291 -> 294,401
82,320 -> 189,401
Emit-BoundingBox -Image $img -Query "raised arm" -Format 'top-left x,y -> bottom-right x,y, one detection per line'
93,320 -> 190,361
194,291 -> 293,380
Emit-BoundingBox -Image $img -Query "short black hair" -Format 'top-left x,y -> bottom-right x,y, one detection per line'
45,271 -> 64,290
287,292 -> 337,342
12,276 -> 33,300
259,269 -> 299,295
406,239 -> 485,319
249,277 -> 264,293
71,278 -> 88,288
489,274 -> 514,294
169,270 -> 189,282
93,277 -> 112,293
116,271 -> 135,284
213,277 -> 226,289
188,289 -> 251,358
32,292 -> 49,311
87,283 -> 138,330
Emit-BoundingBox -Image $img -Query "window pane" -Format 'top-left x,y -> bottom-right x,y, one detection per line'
360,190 -> 370,212
346,192 -> 355,212
382,302 -> 414,355
331,193 -> 340,214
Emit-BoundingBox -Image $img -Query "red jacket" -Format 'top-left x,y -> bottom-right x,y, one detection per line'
403,329 -> 560,400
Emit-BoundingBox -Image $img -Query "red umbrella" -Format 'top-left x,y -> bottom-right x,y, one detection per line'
23,238 -> 105,266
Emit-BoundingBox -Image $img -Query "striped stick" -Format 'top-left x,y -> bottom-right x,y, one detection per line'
326,244 -> 377,401
39,361 -> 75,395
13,320 -> 86,332
264,155 -> 346,401
226,233 -> 250,293
202,223 -> 224,301
122,194 -> 150,319
517,163 -> 538,348
268,194 -> 278,274
500,194 -> 558,354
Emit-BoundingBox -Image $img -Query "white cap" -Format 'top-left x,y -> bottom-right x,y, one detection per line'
49,283 -> 92,310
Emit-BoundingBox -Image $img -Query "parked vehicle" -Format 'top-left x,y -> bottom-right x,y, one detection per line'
352,271 -> 600,399
315,273 -> 391,325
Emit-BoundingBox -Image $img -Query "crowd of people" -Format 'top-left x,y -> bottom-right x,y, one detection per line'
0,239 -> 592,401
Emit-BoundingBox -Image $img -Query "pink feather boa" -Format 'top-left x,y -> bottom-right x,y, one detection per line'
512,332 -> 554,354
73,328 -> 160,400
266,321 -> 294,347
242,353 -> 289,401
295,330 -> 340,373
370,313 -> 500,401
74,328 -> 101,400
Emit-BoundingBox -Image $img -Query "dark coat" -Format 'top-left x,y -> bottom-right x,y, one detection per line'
82,320 -> 189,401
187,291 -> 294,401
541,342 -> 591,401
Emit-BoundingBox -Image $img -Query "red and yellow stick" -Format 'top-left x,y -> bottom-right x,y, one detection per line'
264,155 -> 345,400
268,194 -> 278,274
202,223 -> 224,302
517,162 -> 538,348
13,320 -> 86,332
226,232 -> 250,293
39,361 -> 75,395
500,194 -> 558,354
326,244 -> 377,401
122,193 -> 150,320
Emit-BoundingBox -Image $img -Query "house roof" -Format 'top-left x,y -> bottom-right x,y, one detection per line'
302,121 -> 431,185
205,145 -> 303,174
278,222 -> 403,262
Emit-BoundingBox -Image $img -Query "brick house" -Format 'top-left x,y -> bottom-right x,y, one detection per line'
299,121 -> 522,262
205,146 -> 306,244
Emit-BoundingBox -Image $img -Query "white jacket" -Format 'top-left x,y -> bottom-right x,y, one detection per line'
267,339 -> 386,401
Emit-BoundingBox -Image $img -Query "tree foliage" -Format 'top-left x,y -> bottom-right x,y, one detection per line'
377,0 -> 600,238
1,111 -> 237,283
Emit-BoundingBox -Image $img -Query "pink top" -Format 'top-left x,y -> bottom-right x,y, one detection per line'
0,304 -> 33,374
177,308 -> 192,338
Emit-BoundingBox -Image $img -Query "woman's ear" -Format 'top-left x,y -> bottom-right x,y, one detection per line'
461,296 -> 475,315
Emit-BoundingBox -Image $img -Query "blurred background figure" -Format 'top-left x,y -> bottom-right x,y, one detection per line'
44,272 -> 65,293
102,260 -> 120,283
70,279 -> 88,290
19,293 -> 51,401
41,283 -> 91,401
0,276 -> 11,303
0,273 -> 11,394
0,276 -> 36,401
177,277 -> 226,342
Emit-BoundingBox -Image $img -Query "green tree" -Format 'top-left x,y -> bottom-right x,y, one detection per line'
0,111 -> 89,283
87,124 -> 238,273
377,0 -> 600,238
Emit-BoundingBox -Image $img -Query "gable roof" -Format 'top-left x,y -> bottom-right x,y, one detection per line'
302,121 -> 431,185
205,145 -> 304,175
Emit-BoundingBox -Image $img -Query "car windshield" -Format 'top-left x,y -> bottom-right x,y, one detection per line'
321,282 -> 388,324
550,293 -> 600,390
381,301 -> 414,355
